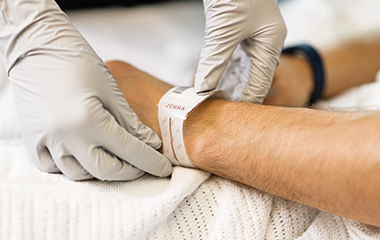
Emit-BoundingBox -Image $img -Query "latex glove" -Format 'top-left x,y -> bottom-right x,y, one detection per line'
0,0 -> 172,180
195,0 -> 287,103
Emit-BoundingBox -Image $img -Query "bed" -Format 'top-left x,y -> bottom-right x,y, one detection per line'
1,0 -> 380,239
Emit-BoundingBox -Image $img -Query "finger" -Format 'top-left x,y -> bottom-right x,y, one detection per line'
89,108 -> 172,178
240,38 -> 282,103
194,41 -> 238,94
103,75 -> 163,150
239,13 -> 286,104
24,139 -> 59,173
75,146 -> 145,181
49,145 -> 93,181
55,156 -> 94,181
101,75 -> 172,178
195,0 -> 249,94
35,146 -> 60,173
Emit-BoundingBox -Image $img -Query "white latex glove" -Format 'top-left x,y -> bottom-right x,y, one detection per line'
195,0 -> 287,103
0,0 -> 172,180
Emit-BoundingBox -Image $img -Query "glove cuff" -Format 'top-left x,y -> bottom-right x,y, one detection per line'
282,44 -> 325,105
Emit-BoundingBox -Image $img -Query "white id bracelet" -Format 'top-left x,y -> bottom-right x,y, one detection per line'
158,87 -> 227,168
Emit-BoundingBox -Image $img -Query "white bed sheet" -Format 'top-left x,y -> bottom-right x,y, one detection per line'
1,1 -> 380,239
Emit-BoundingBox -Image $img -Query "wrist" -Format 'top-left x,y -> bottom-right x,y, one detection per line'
157,87 -> 228,167
183,99 -> 236,172
183,99 -> 215,168
285,55 -> 314,101
282,44 -> 325,105
265,54 -> 314,107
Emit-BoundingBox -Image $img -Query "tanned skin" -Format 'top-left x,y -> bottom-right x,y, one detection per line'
106,36 -> 380,227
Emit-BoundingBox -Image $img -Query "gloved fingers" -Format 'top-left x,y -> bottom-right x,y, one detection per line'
55,156 -> 94,181
25,141 -> 60,173
48,145 -> 94,180
91,108 -> 172,178
35,146 -> 60,173
239,38 -> 282,103
76,146 -> 145,181
103,76 -> 163,150
194,41 -> 238,94
196,0 -> 242,92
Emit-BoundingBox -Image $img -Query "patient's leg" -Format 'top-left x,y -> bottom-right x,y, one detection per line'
106,60 -> 380,227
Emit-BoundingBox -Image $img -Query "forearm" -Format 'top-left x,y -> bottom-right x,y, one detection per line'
107,61 -> 380,227
322,36 -> 380,98
186,100 -> 380,226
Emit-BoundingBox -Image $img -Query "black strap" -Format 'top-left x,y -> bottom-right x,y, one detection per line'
282,44 -> 325,105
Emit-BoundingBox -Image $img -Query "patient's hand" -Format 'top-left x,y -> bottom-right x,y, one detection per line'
263,55 -> 313,107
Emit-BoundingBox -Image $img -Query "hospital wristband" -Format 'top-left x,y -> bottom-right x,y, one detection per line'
282,44 -> 325,105
158,86 -> 227,168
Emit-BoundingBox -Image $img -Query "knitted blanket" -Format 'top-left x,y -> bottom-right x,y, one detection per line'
1,144 -> 380,239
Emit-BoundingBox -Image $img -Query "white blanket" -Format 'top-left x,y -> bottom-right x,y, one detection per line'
1,145 -> 380,239
1,1 -> 380,239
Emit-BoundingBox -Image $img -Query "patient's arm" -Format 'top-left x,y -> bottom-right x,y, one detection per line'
106,61 -> 380,227
264,36 -> 380,106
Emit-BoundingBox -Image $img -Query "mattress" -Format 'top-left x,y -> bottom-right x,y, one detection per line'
1,0 -> 380,239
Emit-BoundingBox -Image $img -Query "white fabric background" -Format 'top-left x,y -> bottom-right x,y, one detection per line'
1,0 -> 380,239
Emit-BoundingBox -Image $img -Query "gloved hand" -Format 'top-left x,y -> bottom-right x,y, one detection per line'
195,0 -> 287,103
0,0 -> 172,180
